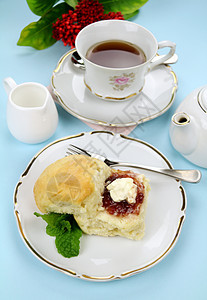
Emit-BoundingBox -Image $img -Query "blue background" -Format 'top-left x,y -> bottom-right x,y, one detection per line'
1,0 -> 206,299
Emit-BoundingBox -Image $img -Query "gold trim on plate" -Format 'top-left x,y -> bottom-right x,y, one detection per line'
15,210 -> 77,277
14,131 -> 186,281
179,185 -> 187,211
120,215 -> 185,277
120,134 -> 173,169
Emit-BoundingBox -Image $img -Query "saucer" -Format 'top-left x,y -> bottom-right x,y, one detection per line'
51,49 -> 178,127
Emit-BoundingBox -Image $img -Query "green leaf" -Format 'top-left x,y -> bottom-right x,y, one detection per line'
64,0 -> 78,9
34,212 -> 82,258
26,0 -> 59,16
124,9 -> 139,20
55,219 -> 82,258
17,2 -> 70,50
34,212 -> 63,226
99,0 -> 148,15
34,212 -> 72,236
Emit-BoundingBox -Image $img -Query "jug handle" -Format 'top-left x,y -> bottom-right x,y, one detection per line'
3,77 -> 17,96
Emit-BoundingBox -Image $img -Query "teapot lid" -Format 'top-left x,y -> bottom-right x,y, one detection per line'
198,87 -> 207,112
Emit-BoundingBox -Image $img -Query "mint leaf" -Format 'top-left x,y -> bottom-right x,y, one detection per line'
26,0 -> 59,16
55,219 -> 82,257
34,212 -> 69,236
99,0 -> 148,17
34,212 -> 63,226
17,3 -> 70,50
34,212 -> 82,258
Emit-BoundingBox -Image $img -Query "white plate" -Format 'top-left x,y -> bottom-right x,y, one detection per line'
51,49 -> 178,127
14,131 -> 186,281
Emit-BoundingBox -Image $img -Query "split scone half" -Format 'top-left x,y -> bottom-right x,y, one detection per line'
34,154 -> 150,240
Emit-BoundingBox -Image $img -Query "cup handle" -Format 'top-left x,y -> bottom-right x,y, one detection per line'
150,41 -> 176,70
3,77 -> 17,96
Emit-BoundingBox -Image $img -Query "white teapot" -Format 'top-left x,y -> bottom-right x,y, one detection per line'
3,77 -> 58,144
170,86 -> 207,168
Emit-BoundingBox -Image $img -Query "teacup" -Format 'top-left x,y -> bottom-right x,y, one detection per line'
75,20 -> 176,101
3,77 -> 58,144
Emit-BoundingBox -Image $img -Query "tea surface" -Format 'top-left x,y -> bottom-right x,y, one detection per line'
86,40 -> 146,68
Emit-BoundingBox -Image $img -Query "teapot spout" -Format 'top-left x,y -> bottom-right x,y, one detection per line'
172,112 -> 190,126
170,112 -> 198,155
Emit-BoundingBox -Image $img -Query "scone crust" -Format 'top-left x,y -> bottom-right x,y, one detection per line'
33,155 -> 150,241
33,154 -> 110,213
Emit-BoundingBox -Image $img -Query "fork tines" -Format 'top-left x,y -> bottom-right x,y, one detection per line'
66,144 -> 91,157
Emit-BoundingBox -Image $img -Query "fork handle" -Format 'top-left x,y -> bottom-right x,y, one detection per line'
110,163 -> 201,183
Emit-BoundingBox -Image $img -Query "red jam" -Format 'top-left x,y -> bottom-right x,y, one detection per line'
102,170 -> 144,217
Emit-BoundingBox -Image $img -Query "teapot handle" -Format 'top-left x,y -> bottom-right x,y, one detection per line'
3,77 -> 17,96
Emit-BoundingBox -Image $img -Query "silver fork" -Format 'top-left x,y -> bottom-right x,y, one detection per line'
66,144 -> 202,183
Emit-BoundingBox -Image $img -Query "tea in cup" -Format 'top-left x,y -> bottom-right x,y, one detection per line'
75,20 -> 176,101
3,77 -> 58,144
86,40 -> 147,68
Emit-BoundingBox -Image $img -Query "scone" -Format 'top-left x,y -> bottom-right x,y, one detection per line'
33,154 -> 150,240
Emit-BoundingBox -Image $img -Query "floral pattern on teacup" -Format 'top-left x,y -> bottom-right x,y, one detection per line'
109,73 -> 135,91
